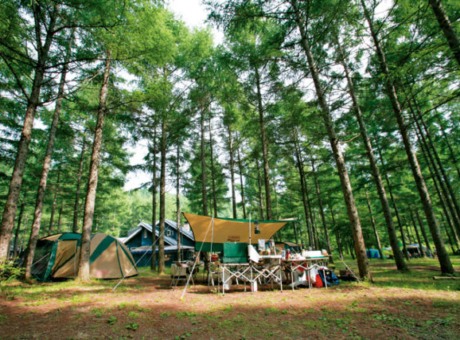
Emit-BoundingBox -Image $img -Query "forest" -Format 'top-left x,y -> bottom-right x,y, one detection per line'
1,0 -> 460,283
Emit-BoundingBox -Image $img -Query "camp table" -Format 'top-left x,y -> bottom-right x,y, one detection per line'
251,255 -> 283,292
283,258 -> 329,291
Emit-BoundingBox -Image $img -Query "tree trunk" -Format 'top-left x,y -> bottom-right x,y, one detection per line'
335,38 -> 407,271
428,0 -> 460,66
362,0 -> 454,275
254,66 -> 272,220
0,5 -> 59,260
365,189 -> 384,260
409,208 -> 426,257
151,128 -> 158,271
294,134 -> 313,247
255,158 -> 265,220
290,0 -> 370,279
436,115 -> 460,180
227,126 -> 237,219
24,37 -> 72,280
77,52 -> 112,282
48,171 -> 61,234
311,159 -> 333,263
176,144 -> 181,262
200,97 -> 208,216
57,204 -> 63,233
237,145 -> 247,219
158,118 -> 167,274
415,209 -> 433,254
208,117 -> 218,217
12,193 -> 27,259
73,132 -> 87,233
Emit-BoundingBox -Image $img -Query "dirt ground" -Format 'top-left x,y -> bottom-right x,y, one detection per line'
1,262 -> 460,340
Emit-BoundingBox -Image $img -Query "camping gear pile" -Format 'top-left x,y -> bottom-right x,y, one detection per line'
179,213 -> 340,294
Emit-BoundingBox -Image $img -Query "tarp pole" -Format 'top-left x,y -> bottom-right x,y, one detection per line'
180,217 -> 214,300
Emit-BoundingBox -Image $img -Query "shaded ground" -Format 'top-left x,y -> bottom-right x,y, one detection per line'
1,257 -> 460,339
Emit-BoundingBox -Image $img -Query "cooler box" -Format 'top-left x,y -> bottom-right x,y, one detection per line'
222,242 -> 248,263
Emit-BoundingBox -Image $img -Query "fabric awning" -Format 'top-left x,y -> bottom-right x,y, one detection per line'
182,212 -> 292,252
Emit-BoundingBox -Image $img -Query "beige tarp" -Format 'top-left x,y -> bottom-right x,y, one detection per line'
183,212 -> 290,246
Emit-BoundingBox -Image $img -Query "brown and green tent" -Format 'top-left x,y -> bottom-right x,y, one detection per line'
31,233 -> 137,281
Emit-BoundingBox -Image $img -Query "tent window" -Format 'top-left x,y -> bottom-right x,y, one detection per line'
143,229 -> 147,239
166,230 -> 172,237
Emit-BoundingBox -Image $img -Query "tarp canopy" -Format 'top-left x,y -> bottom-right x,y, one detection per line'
182,212 -> 291,252
31,233 -> 138,281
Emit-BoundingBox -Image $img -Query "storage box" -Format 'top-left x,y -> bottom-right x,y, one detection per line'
222,242 -> 248,263
304,250 -> 324,258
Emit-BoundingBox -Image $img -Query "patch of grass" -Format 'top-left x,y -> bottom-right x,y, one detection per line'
160,312 -> 172,319
176,311 -> 197,319
264,307 -> 280,315
125,322 -> 139,331
127,311 -> 139,318
107,315 -> 117,325
91,308 -> 104,318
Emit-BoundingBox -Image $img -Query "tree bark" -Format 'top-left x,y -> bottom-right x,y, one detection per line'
428,0 -> 460,66
365,189 -> 384,260
151,128 -> 158,271
0,4 -> 59,260
255,158 -> 265,220
176,144 -> 181,262
57,204 -> 63,233
409,208 -> 426,257
77,52 -> 112,282
362,0 -> 454,275
254,66 -> 272,220
311,159 -> 333,263
290,0 -> 370,279
73,132 -> 87,233
200,96 -> 208,216
237,144 -> 247,219
158,118 -> 167,274
208,117 -> 218,217
415,209 -> 433,254
24,35 -> 72,280
227,126 -> 237,219
12,193 -> 27,259
335,38 -> 407,270
48,171 -> 61,234
294,133 -> 313,247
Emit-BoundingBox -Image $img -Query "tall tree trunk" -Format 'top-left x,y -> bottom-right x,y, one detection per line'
415,209 -> 433,254
409,208 -> 426,257
254,66 -> 272,220
151,128 -> 158,271
294,134 -> 313,246
255,158 -> 265,220
24,36 -> 72,280
12,193 -> 27,259
57,204 -> 63,233
73,131 -> 87,233
227,126 -> 237,219
200,97 -> 208,216
362,0 -> 454,275
77,52 -> 112,282
208,117 -> 218,217
176,144 -> 181,262
237,145 -> 247,219
311,159 -> 333,263
290,0 -> 370,279
0,5 -> 59,260
330,207 -> 344,259
428,0 -> 460,66
48,171 -> 61,234
158,118 -> 167,274
436,115 -> 460,180
335,38 -> 407,271
376,146 -> 410,261
365,189 -> 384,260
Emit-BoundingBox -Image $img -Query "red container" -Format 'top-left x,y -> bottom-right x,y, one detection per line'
211,254 -> 219,262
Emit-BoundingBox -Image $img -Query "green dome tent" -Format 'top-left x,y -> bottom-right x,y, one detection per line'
31,233 -> 138,281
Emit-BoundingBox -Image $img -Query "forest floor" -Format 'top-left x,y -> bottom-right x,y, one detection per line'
1,256 -> 460,340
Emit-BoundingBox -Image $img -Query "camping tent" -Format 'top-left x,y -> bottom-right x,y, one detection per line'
366,249 -> 382,259
31,233 -> 138,281
182,212 -> 291,252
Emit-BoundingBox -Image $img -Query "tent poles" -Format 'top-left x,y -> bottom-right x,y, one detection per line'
180,217 -> 214,300
112,229 -> 165,292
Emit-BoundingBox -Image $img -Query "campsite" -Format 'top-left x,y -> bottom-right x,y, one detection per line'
2,0 -> 460,339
